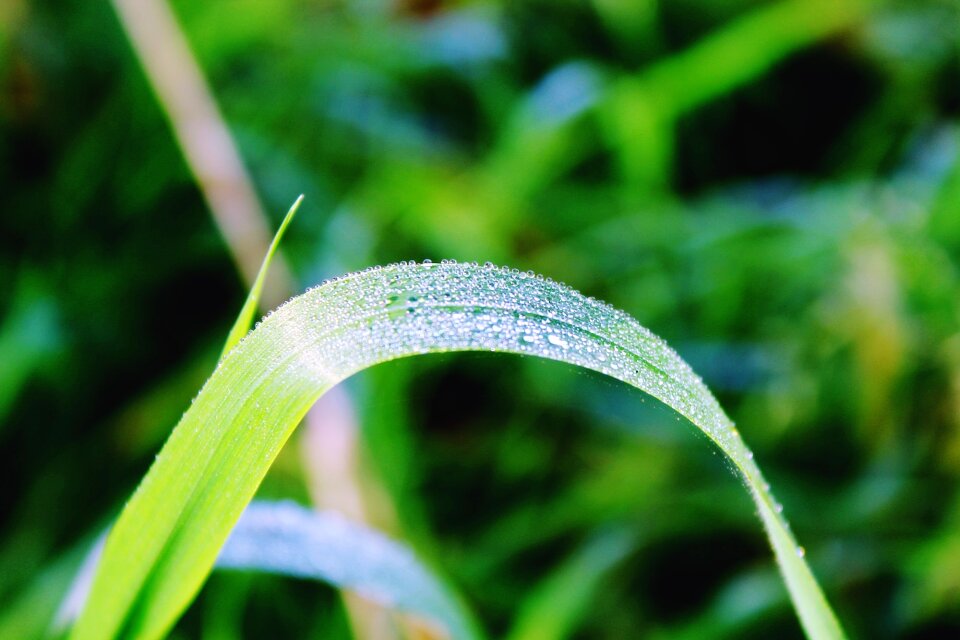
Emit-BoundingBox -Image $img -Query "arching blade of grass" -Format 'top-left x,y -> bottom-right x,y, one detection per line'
71,261 -> 845,640
218,501 -> 482,640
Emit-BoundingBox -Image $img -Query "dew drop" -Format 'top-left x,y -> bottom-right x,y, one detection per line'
796,546 -> 806,558
546,334 -> 568,348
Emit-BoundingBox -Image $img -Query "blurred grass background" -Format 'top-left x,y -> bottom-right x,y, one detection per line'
3,0 -> 960,637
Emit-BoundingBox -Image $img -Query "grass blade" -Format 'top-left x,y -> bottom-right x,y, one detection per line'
71,261 -> 845,640
60,501 -> 482,639
218,501 -> 483,640
505,528 -> 636,640
220,194 -> 303,359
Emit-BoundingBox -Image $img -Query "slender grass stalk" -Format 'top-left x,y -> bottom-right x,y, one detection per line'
220,194 -> 302,358
71,261 -> 845,640
111,0 -> 293,305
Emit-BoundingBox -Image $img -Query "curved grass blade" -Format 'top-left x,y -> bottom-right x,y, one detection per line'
71,261 -> 845,640
220,194 -> 303,359
218,501 -> 482,640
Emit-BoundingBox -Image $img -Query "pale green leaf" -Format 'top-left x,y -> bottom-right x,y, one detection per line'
218,501 -> 483,640
72,261 -> 845,640
59,501 -> 482,640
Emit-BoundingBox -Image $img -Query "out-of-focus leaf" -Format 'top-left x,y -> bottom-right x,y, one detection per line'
59,501 -> 482,640
505,528 -> 636,640
218,501 -> 481,640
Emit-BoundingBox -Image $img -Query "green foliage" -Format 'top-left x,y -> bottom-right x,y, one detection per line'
221,194 -> 303,358
58,501 -> 483,639
5,0 -> 960,638
74,262 -> 842,639
217,501 -> 483,640
504,528 -> 636,640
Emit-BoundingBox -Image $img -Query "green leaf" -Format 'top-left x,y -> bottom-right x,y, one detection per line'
218,501 -> 483,640
220,194 -> 303,359
0,534 -> 96,640
59,501 -> 482,640
71,261 -> 845,640
505,528 -> 636,640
